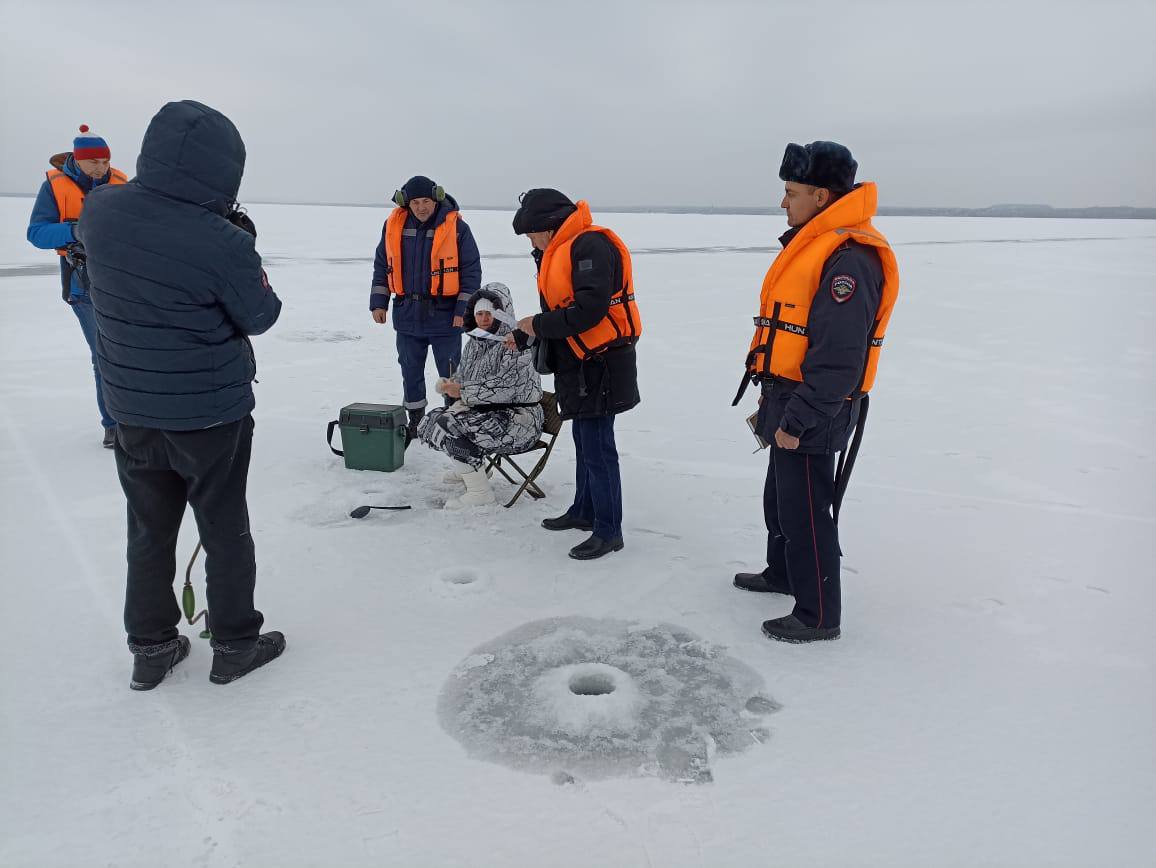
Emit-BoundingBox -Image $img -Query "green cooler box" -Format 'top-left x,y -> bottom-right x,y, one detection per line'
327,403 -> 407,472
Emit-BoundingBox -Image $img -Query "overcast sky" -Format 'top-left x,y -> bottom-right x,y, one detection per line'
2,0 -> 1154,209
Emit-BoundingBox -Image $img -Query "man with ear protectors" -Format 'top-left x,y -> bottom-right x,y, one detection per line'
369,175 -> 482,441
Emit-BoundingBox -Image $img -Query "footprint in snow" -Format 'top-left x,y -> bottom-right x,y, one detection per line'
433,567 -> 492,597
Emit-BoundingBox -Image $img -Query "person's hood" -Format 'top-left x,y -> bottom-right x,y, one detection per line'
47,153 -> 102,191
464,282 -> 516,334
135,100 -> 245,215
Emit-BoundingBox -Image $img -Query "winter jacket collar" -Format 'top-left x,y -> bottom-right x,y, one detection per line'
48,153 -> 109,192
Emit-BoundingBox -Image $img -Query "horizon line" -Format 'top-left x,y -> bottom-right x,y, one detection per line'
2,192 -> 1154,216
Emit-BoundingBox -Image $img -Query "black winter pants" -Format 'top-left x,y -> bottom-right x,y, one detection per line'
115,415 -> 263,649
763,446 -> 841,629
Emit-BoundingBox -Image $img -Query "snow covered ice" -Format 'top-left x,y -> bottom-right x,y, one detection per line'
1,199 -> 1153,866
439,616 -> 777,783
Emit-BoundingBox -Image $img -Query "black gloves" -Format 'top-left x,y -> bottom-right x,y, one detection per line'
64,242 -> 90,294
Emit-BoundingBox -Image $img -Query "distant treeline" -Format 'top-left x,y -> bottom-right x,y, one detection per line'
590,204 -> 1156,220
2,193 -> 1153,219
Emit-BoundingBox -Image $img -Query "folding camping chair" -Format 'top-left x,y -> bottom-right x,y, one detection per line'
484,391 -> 564,508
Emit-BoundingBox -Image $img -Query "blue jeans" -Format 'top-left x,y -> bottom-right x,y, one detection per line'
569,416 -> 623,541
71,297 -> 115,429
396,332 -> 461,410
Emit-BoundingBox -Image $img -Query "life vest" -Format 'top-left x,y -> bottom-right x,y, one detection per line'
383,207 -> 462,297
46,167 -> 128,255
537,201 -> 642,360
738,182 -> 899,403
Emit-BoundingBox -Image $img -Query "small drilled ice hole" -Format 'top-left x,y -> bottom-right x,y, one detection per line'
569,672 -> 616,696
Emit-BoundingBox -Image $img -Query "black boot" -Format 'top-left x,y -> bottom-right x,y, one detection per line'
733,572 -> 792,594
210,631 -> 286,684
542,512 -> 594,532
569,534 -> 624,561
405,408 -> 425,445
761,615 -> 840,643
129,636 -> 191,691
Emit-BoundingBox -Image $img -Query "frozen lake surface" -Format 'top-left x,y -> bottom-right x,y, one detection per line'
2,198 -> 1153,867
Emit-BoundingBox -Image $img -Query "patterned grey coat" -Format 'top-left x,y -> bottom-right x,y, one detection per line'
417,282 -> 544,468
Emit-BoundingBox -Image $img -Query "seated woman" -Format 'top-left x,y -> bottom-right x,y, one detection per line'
417,282 -> 544,508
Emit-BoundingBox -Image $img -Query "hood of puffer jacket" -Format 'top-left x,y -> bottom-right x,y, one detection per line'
135,100 -> 245,216
464,281 -> 516,334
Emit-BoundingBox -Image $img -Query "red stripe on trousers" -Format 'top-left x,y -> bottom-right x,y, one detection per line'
805,454 -> 824,628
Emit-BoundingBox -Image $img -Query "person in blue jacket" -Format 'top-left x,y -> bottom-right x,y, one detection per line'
26,126 -> 128,447
369,175 -> 482,439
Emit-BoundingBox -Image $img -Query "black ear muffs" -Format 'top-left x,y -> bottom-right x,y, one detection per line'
393,185 -> 446,209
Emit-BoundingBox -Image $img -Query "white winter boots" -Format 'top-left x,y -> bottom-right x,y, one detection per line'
444,460 -> 495,508
443,460 -> 493,485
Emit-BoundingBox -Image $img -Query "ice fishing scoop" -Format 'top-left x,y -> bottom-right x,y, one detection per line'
350,504 -> 413,519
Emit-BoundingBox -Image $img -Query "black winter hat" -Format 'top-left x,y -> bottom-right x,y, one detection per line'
512,188 -> 576,235
401,175 -> 440,201
779,141 -> 857,193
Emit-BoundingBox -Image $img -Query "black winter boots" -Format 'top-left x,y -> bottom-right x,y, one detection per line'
405,408 -> 425,445
542,512 -> 594,532
733,572 -> 792,595
209,632 -> 287,684
569,534 -> 624,561
761,615 -> 840,643
129,636 -> 191,690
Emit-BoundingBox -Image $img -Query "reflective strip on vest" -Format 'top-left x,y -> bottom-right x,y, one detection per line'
744,182 -> 899,395
383,207 -> 462,297
754,316 -> 808,337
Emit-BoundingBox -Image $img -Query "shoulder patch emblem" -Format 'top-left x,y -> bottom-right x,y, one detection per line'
830,274 -> 856,303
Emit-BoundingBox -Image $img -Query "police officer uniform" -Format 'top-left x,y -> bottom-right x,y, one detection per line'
734,142 -> 900,643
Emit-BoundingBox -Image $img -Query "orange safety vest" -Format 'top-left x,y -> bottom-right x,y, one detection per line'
383,207 -> 462,297
537,201 -> 642,360
46,167 -> 128,255
742,182 -> 899,399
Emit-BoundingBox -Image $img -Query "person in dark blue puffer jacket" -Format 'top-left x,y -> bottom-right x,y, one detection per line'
77,100 -> 286,690
369,175 -> 482,438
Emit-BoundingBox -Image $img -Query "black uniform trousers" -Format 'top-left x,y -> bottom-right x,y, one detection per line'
114,415 -> 264,649
763,445 -> 841,629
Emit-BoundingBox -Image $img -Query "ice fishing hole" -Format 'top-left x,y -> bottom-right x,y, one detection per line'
444,569 -> 477,585
569,672 -> 616,696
